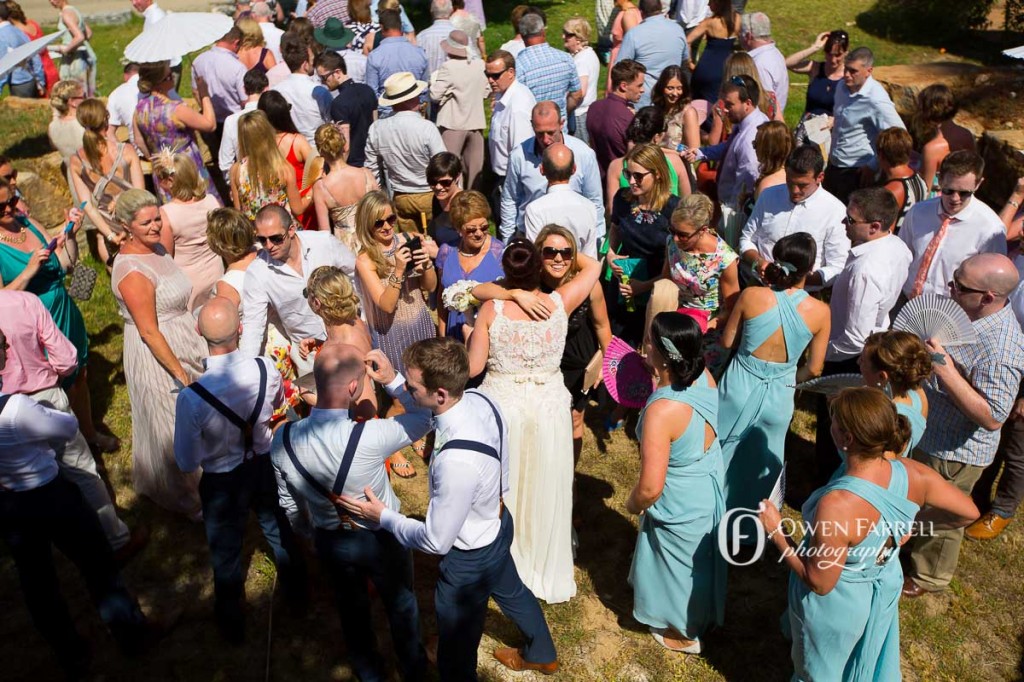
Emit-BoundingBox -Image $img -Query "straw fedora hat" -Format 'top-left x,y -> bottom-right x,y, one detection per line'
442,30 -> 470,58
379,71 -> 427,107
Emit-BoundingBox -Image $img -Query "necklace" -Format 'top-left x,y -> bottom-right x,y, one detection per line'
0,226 -> 26,244
383,236 -> 399,258
459,246 -> 482,257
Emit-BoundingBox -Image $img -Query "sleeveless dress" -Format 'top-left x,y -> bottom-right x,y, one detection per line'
691,37 -> 735,105
361,261 -> 435,375
235,158 -> 288,221
629,373 -> 727,641
161,194 -> 225,312
895,390 -> 926,457
480,292 -> 576,604
618,160 -> 680,196
891,174 -> 928,234
804,62 -> 839,117
607,6 -> 642,92
553,290 -> 598,412
20,20 -> 59,95
75,142 -> 136,234
111,251 -> 207,518
318,168 -> 375,252
48,117 -> 84,206
0,220 -> 88,384
787,460 -> 920,682
719,290 -> 813,514
135,93 -> 221,204
57,5 -> 97,96
437,237 -> 504,343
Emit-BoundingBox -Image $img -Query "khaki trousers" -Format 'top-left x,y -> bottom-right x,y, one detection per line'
393,191 -> 435,233
440,128 -> 485,192
906,449 -> 984,591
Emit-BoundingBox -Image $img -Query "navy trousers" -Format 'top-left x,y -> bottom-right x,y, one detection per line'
0,476 -> 147,666
314,525 -> 426,682
199,456 -> 307,632
435,511 -> 556,681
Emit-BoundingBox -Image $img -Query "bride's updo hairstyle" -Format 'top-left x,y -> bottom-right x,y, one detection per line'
830,387 -> 912,458
501,237 -> 542,291
649,312 -> 705,388
764,232 -> 816,290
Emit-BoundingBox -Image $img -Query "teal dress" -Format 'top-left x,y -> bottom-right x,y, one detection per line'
719,290 -> 812,512
0,219 -> 87,382
895,390 -> 926,457
787,459 -> 920,681
629,372 -> 727,640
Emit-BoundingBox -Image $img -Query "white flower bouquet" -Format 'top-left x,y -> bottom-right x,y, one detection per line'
441,279 -> 481,313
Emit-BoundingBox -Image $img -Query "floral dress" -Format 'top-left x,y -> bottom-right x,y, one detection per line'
135,93 -> 222,204
235,159 -> 288,221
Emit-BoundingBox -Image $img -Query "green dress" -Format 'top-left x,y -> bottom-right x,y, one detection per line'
0,219 -> 88,382
629,372 -> 727,640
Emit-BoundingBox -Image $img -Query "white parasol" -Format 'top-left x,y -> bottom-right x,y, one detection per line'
123,12 -> 234,63
0,31 -> 65,82
1003,45 -> 1024,59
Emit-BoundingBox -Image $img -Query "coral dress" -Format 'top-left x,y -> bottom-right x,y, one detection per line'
606,6 -> 642,92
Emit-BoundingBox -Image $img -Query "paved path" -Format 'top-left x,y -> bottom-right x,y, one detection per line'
19,0 -> 209,24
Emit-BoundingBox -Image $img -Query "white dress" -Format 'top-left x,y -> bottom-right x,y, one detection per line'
480,292 -> 577,604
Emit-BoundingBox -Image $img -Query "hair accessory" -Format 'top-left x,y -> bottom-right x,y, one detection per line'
776,260 -> 797,275
660,336 -> 684,361
153,147 -> 177,175
930,352 -> 947,366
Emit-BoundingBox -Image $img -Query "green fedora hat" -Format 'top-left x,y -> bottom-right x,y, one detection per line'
314,17 -> 356,49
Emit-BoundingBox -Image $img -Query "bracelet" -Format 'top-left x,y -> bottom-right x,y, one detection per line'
766,525 -> 783,540
105,232 -> 117,244
387,273 -> 404,288
1009,199 -> 1021,209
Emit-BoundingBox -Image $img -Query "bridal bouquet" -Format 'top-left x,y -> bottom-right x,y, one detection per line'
442,279 -> 481,312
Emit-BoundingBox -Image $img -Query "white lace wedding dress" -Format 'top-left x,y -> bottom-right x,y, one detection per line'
480,292 -> 577,604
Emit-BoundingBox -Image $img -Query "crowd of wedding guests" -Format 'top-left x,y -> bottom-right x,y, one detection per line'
2,0 -> 1024,679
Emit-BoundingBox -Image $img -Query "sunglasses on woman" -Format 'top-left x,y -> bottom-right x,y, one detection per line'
255,233 -> 288,246
626,170 -> 652,184
374,214 -> 398,229
1,195 -> 20,215
542,246 -> 573,260
431,178 -> 454,189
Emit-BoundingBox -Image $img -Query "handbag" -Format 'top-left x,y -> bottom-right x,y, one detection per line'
67,262 -> 97,301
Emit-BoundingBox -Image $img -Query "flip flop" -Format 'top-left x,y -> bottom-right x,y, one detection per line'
390,458 -> 417,479
649,627 -> 701,654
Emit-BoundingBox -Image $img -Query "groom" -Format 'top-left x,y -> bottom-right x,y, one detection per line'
339,337 -> 559,680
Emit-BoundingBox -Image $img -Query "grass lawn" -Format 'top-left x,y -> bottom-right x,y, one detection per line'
2,1 -> 1023,680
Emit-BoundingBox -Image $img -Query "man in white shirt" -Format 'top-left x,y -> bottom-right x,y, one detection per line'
816,187 -> 913,482
487,49 -> 537,218
900,150 -> 1007,300
365,72 -> 447,232
252,1 -> 283,62
239,205 -> 356,373
668,0 -> 710,35
524,143 -> 600,257
271,344 -> 431,681
339,338 -> 559,678
175,298 -> 306,644
416,0 -> 456,75
106,63 -> 140,145
739,12 -> 788,114
740,144 -> 850,290
271,33 -> 333,149
131,0 -> 182,84
218,68 -> 268,175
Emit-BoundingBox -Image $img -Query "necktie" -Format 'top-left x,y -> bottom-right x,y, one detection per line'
909,213 -> 951,299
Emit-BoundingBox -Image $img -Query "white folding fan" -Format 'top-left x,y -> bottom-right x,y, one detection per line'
767,464 -> 786,511
792,373 -> 864,395
892,294 -> 977,346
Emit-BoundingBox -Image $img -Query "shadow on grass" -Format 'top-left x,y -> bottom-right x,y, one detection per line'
2,133 -> 52,161
85,323 -> 124,427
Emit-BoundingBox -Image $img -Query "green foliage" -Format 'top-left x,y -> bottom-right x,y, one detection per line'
857,0 -> 997,45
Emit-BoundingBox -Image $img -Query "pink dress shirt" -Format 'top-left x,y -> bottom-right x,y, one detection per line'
0,291 -> 78,394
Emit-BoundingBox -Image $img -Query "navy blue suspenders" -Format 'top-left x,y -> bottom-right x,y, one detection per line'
187,358 -> 269,456
281,419 -> 367,520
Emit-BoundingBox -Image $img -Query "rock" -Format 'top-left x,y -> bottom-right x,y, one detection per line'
82,9 -> 132,25
17,151 -> 72,230
978,130 -> 1024,207
873,62 -> 1019,116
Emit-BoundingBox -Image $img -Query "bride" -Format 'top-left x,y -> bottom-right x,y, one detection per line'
466,238 -> 601,604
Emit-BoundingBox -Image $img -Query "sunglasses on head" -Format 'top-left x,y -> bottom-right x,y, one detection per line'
485,67 -> 510,80
255,233 -> 288,246
374,214 -> 398,230
940,188 -> 974,200
542,246 -> 573,260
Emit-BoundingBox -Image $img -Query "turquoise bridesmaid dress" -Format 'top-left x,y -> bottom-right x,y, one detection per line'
787,459 -> 920,681
719,290 -> 812,512
895,390 -> 926,457
629,373 -> 727,641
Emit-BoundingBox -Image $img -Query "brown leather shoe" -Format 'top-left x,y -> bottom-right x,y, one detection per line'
965,511 -> 1011,540
494,647 -> 559,675
902,577 -> 927,599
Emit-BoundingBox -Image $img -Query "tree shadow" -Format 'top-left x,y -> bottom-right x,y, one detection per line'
85,323 -> 124,427
2,134 -> 51,161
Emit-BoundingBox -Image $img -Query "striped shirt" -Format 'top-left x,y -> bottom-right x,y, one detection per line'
515,43 -> 581,121
920,304 -> 1024,466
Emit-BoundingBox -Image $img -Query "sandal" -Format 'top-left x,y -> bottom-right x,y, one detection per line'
389,455 -> 417,479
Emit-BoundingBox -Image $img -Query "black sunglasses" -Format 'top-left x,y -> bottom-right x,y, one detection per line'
626,170 -> 652,184
1,194 -> 19,215
431,178 -> 454,188
542,246 -> 573,260
842,215 -> 870,226
940,188 -> 974,200
374,214 -> 398,230
485,67 -> 510,80
670,227 -> 701,240
255,233 -> 288,246
562,31 -> 577,39
0,169 -> 17,182
948,276 -> 987,296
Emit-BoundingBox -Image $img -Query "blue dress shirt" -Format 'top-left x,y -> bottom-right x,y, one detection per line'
0,23 -> 43,89
615,16 -> 689,108
829,76 -> 905,170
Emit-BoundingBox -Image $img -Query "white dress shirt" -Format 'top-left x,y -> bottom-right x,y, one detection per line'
899,196 -> 1007,298
572,47 -> 601,117
0,393 -> 77,491
380,390 -> 508,553
748,43 -> 789,114
523,184 -> 600,258
239,231 -> 357,358
740,184 -> 850,288
106,74 -> 140,144
826,234 -> 913,361
271,374 -> 432,531
272,73 -> 333,148
488,79 -> 536,177
365,110 -> 447,195
259,21 -> 284,63
219,100 -> 259,173
174,352 -> 283,474
499,38 -> 525,58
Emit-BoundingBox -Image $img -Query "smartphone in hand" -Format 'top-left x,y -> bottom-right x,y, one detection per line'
404,235 -> 422,274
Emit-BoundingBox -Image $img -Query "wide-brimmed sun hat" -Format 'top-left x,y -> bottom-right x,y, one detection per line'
314,17 -> 355,49
379,71 -> 427,107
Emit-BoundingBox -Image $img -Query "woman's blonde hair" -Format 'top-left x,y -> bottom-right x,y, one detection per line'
307,265 -> 360,324
76,98 -> 110,170
533,224 -> 580,287
449,190 -> 490,232
236,16 -> 266,49
153,151 -> 208,202
623,143 -> 671,212
671,192 -> 714,230
355,190 -> 395,278
315,123 -> 348,164
50,79 -> 83,116
206,207 -> 255,262
137,60 -> 170,94
563,16 -> 592,44
722,52 -> 772,116
113,188 -> 160,233
237,110 -> 290,198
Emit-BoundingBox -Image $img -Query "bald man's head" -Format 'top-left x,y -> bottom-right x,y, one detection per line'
960,253 -> 1019,298
314,343 -> 366,406
541,143 -> 574,184
198,297 -> 241,347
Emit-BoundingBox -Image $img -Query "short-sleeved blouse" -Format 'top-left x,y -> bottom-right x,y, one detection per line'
667,235 -> 737,312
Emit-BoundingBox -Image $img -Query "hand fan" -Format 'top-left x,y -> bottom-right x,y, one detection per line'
892,294 -> 977,346
792,373 -> 864,396
602,336 -> 655,409
767,464 -> 786,511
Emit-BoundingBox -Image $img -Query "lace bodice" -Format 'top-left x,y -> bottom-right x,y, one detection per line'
487,291 -> 568,377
